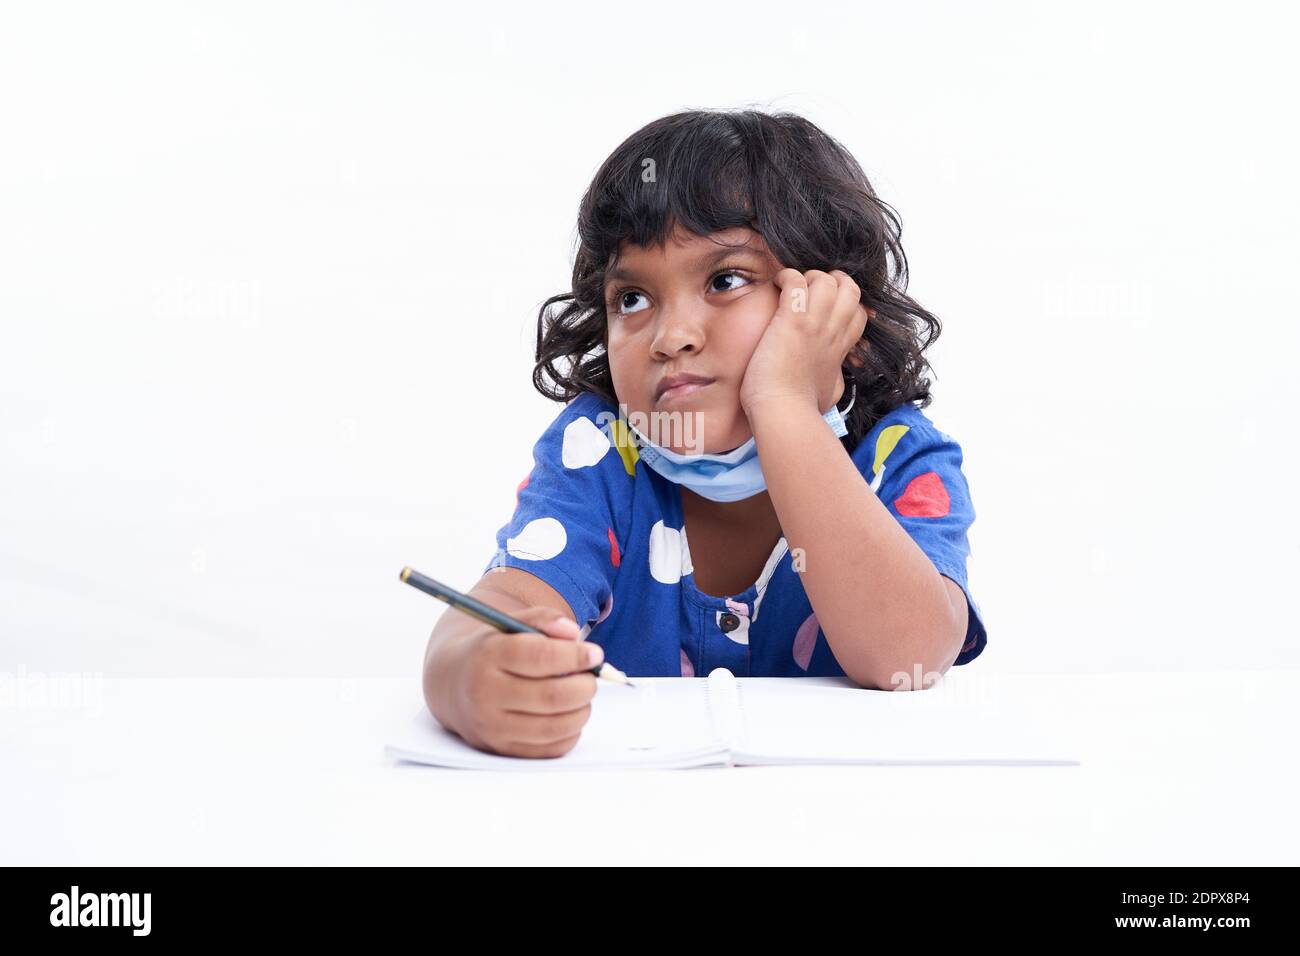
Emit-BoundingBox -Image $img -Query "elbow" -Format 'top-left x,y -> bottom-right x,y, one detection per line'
842,627 -> 964,692
848,663 -> 946,692
833,580 -> 971,691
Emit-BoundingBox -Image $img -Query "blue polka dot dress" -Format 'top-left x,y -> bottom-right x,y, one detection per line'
484,392 -> 987,678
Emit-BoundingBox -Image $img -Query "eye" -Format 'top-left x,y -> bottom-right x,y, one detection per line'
612,290 -> 650,315
710,270 -> 751,293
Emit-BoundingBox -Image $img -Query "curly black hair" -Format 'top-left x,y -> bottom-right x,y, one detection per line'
532,108 -> 942,452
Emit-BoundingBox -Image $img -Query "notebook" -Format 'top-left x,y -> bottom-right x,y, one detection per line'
384,669 -> 1080,770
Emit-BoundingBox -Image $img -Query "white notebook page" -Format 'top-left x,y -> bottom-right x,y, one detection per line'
384,677 -> 729,771
729,678 -> 1078,766
384,673 -> 1079,770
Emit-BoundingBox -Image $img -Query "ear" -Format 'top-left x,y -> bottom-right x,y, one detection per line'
844,339 -> 869,370
844,308 -> 875,369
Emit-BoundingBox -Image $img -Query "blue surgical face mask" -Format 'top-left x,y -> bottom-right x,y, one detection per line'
625,382 -> 857,502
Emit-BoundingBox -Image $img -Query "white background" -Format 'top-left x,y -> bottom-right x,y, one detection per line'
3,0 -> 1298,681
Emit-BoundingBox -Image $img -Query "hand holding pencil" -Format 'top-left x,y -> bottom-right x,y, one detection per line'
402,566 -> 633,760
400,567 -> 633,686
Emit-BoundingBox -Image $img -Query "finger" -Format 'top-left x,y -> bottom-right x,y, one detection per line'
829,269 -> 861,303
498,703 -> 593,745
496,629 -> 604,679
500,669 -> 598,716
535,614 -> 581,641
803,270 -> 840,316
831,271 -> 865,330
825,271 -> 867,354
774,268 -> 809,314
771,267 -> 806,291
501,734 -> 583,759
853,304 -> 870,341
504,607 -> 583,642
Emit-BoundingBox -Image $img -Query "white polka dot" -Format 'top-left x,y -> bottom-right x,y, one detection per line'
562,417 -> 611,469
506,516 -> 567,560
648,520 -> 686,584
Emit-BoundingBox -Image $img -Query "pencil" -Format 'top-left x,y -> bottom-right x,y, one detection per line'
399,566 -> 635,687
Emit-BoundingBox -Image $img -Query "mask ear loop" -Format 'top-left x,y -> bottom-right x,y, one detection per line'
837,367 -> 858,415
625,416 -> 650,451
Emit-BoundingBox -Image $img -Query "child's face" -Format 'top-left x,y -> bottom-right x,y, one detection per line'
604,224 -> 781,455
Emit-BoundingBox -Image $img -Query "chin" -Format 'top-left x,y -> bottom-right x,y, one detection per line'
635,396 -> 750,452
698,416 -> 751,455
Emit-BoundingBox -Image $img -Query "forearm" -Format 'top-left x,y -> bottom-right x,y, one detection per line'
747,398 -> 964,689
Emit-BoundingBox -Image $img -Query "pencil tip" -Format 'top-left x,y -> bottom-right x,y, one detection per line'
400,567 -> 411,583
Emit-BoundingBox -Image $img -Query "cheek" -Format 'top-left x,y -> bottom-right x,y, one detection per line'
723,290 -> 778,363
605,337 -> 642,398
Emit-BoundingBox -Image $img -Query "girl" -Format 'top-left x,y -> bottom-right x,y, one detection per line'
423,109 -> 987,759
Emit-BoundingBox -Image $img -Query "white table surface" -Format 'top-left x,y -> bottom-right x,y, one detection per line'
4,669 -> 1296,865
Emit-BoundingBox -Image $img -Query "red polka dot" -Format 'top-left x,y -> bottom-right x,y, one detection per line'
607,527 -> 620,567
893,471 -> 950,518
515,471 -> 531,505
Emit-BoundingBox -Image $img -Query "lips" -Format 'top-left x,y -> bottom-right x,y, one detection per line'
655,373 -> 716,402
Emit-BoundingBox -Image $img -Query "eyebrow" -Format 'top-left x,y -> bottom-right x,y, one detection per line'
604,243 -> 764,285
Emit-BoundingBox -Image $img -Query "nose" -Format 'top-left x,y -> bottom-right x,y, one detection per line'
649,297 -> 706,360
